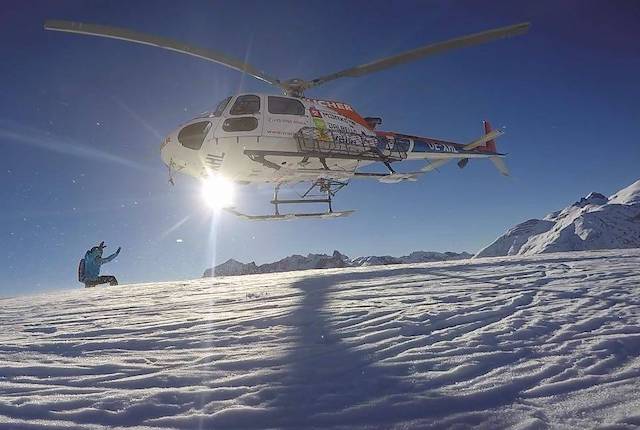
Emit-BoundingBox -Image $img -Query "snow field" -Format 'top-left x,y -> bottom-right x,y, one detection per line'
1,249 -> 639,429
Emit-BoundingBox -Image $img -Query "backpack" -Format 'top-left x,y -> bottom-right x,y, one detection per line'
78,259 -> 86,283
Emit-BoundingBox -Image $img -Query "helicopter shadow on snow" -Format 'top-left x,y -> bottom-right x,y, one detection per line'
270,265 -> 518,427
268,252 -> 637,427
271,269 -> 408,427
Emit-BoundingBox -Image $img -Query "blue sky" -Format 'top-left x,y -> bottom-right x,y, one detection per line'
1,0 -> 639,295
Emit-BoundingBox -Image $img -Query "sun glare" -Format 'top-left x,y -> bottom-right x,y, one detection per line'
201,175 -> 234,210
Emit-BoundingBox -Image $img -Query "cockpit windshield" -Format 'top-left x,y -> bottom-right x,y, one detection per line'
212,96 -> 232,117
198,96 -> 232,118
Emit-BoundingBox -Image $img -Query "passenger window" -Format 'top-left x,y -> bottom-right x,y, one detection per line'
230,95 -> 260,115
178,121 -> 211,150
268,96 -> 305,115
223,117 -> 258,132
213,96 -> 232,117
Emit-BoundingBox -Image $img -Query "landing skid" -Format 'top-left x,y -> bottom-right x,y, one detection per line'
224,208 -> 354,221
225,179 -> 353,221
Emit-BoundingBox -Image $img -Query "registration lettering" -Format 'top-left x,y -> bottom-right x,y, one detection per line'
428,142 -> 457,153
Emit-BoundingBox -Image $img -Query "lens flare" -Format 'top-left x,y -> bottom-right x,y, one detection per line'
201,175 -> 234,209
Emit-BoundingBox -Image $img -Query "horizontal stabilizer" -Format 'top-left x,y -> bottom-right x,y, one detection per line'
463,129 -> 504,151
490,156 -> 510,176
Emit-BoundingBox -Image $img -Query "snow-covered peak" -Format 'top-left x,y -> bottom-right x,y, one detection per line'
476,178 -> 640,258
205,259 -> 258,277
545,191 -> 608,221
582,192 -> 608,205
402,251 -> 472,263
609,178 -> 640,205
351,255 -> 400,266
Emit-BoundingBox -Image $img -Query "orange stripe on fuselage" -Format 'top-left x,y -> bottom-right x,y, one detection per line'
307,98 -> 372,129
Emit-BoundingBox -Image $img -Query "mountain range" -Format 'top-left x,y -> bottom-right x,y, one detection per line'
205,178 -> 640,276
476,178 -> 640,257
204,250 -> 472,277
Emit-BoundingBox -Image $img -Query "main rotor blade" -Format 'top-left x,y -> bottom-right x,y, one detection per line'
44,20 -> 281,87
306,22 -> 530,89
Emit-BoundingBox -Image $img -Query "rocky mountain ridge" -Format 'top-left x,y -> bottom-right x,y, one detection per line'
204,250 -> 471,277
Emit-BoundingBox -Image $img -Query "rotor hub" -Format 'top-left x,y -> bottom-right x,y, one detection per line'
281,78 -> 308,97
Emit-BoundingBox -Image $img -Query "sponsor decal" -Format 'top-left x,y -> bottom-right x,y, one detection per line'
264,115 -> 309,137
327,122 -> 357,134
265,129 -> 295,136
307,99 -> 370,130
307,98 -> 371,130
309,103 -> 330,140
321,111 -> 358,127
314,100 -> 355,112
267,117 -> 308,125
309,106 -> 323,118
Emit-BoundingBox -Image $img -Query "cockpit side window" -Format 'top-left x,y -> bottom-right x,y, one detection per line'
178,121 -> 211,150
213,96 -> 232,117
230,95 -> 260,115
268,96 -> 305,115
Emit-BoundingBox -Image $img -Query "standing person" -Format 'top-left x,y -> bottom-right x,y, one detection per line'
78,241 -> 121,288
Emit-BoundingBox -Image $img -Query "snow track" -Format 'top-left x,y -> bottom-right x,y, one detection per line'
1,250 -> 639,429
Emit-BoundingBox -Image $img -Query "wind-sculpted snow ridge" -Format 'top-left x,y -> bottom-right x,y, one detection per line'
476,178 -> 640,258
2,249 -> 640,429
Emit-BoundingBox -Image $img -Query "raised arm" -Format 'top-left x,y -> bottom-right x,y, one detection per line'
100,247 -> 121,264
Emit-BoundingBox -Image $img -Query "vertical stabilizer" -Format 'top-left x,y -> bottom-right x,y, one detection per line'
490,156 -> 510,176
483,120 -> 497,153
483,120 -> 509,176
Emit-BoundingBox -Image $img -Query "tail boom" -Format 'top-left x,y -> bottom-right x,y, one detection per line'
395,119 -> 509,175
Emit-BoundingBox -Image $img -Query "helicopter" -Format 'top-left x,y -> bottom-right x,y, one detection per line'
44,20 -> 529,220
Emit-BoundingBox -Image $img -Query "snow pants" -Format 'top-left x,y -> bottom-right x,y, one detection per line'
85,275 -> 118,288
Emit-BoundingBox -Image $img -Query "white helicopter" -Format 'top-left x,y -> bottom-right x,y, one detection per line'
44,20 -> 529,220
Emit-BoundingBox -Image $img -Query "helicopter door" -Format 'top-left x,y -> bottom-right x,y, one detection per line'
263,96 -> 309,139
218,94 -> 263,139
